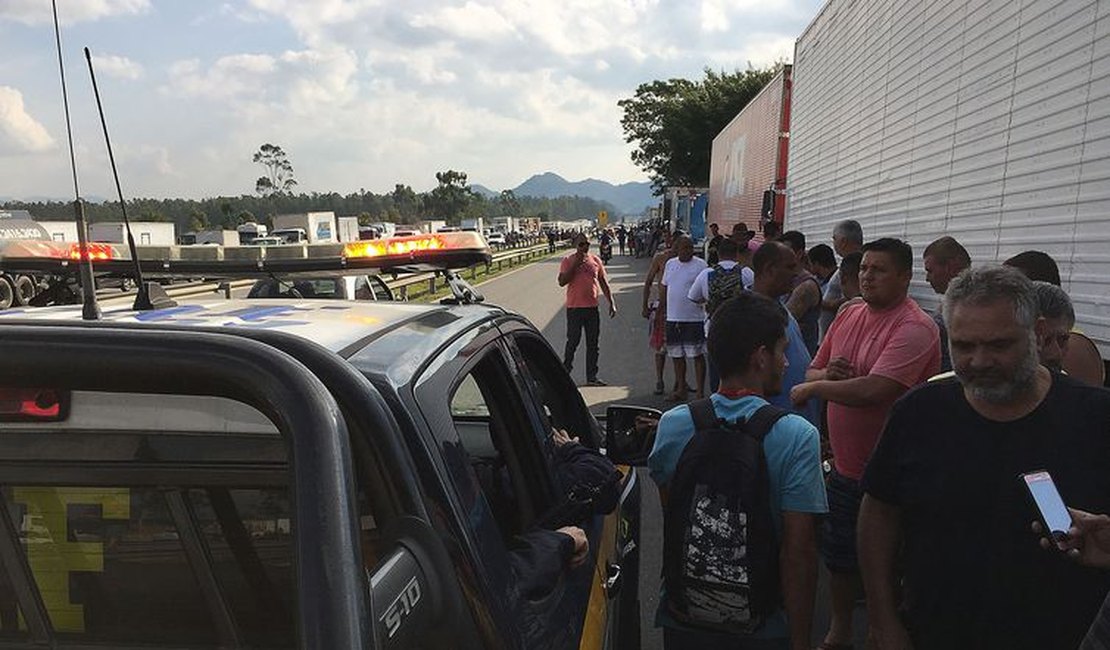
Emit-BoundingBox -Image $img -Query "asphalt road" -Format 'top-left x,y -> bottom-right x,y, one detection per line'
477,249 -> 870,650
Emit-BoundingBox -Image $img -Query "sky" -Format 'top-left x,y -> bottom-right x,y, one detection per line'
0,0 -> 825,200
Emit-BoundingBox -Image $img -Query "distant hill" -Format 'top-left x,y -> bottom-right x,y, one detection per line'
509,173 -> 654,216
470,184 -> 498,199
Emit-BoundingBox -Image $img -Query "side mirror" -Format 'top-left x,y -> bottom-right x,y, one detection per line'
216,281 -> 231,299
605,405 -> 662,466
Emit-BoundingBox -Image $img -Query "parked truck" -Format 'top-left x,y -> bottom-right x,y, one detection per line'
336,216 -> 360,242
89,221 -> 176,247
191,230 -> 241,246
236,221 -> 268,244
461,217 -> 484,233
0,215 -> 52,309
708,65 -> 792,237
417,219 -> 447,234
784,0 -> 1110,363
272,212 -> 337,244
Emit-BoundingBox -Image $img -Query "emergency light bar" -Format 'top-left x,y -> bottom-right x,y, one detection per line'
0,231 -> 492,277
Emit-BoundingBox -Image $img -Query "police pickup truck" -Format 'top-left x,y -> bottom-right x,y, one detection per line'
0,233 -> 654,650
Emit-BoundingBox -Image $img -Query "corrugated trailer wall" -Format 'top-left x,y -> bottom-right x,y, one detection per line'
709,66 -> 791,235
786,0 -> 1110,356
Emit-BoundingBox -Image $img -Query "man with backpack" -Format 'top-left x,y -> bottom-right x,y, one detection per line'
648,292 -> 828,650
688,237 -> 753,391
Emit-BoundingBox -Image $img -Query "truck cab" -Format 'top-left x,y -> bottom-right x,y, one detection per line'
0,236 -> 644,650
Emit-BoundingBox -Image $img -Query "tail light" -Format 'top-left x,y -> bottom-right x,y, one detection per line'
0,388 -> 69,422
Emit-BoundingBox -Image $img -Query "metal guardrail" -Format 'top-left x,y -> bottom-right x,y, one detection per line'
384,242 -> 561,300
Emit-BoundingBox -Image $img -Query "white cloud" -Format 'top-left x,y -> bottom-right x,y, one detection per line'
0,86 -> 55,154
0,0 -> 149,25
410,2 -> 518,40
91,54 -> 144,80
166,47 -> 358,114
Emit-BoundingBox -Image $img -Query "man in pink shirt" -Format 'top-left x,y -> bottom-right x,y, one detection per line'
558,232 -> 617,386
790,237 -> 940,650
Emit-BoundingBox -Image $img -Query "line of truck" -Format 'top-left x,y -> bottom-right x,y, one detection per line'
708,0 -> 1110,362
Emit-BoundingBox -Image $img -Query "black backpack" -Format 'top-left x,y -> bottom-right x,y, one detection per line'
662,398 -> 787,635
706,264 -> 747,317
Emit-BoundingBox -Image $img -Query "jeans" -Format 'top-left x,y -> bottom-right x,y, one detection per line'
564,307 -> 600,380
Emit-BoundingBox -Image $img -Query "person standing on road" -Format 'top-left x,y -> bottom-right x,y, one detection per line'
751,242 -> 818,425
557,233 -> 616,386
617,226 -> 627,256
819,220 -> 864,343
790,237 -> 940,650
705,223 -> 724,265
859,265 -> 1110,650
648,292 -> 828,650
779,231 -> 823,357
661,235 -> 708,401
643,232 -> 678,395
923,235 -> 970,373
687,237 -> 753,392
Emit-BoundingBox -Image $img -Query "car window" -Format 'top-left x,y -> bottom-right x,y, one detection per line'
0,393 -> 387,649
248,278 -> 344,300
448,352 -> 553,541
513,333 -> 599,448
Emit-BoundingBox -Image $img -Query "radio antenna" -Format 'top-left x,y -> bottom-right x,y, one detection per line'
51,0 -> 100,320
85,47 -> 169,311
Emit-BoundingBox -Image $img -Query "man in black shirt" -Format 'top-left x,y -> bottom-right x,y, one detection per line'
859,265 -> 1110,650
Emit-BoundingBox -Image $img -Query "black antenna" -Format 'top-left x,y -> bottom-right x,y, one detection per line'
85,46 -> 161,311
51,0 -> 100,320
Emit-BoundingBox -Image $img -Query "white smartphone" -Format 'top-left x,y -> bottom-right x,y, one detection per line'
1021,470 -> 1073,540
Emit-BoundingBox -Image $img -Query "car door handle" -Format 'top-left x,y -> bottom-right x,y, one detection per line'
603,563 -> 621,598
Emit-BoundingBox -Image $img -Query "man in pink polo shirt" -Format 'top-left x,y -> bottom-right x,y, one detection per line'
558,232 -> 617,386
790,237 -> 940,650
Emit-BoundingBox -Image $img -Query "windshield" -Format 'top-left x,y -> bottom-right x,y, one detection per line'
247,278 -> 347,299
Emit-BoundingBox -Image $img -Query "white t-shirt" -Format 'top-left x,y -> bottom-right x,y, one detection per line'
688,261 -> 755,333
662,256 -> 709,322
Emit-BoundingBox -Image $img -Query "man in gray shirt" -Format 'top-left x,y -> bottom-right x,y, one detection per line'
818,219 -> 864,342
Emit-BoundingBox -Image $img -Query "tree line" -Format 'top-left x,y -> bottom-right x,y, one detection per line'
3,179 -> 619,234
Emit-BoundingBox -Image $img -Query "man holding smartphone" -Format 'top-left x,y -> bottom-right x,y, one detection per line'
858,265 -> 1110,649
558,232 -> 616,386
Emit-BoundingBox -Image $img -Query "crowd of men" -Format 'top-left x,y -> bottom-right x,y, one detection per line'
557,217 -> 1110,649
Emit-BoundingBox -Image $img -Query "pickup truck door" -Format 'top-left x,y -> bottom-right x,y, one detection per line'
499,320 -> 642,650
414,325 -> 594,650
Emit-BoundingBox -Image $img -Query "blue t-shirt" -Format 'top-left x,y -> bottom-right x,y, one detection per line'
767,311 -> 819,426
647,393 -> 829,639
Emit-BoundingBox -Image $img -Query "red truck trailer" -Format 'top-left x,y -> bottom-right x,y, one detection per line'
708,65 -> 792,237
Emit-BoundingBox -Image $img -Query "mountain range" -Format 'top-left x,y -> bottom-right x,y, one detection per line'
472,173 -> 655,216
4,173 -> 657,216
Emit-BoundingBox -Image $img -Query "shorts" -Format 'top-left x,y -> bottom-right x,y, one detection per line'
821,470 -> 863,573
649,301 -> 666,352
665,321 -> 706,359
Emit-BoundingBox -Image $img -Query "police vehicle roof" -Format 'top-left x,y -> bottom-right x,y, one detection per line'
0,298 -> 506,380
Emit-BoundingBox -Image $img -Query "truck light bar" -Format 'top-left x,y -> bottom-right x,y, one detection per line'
0,231 -> 491,277
67,242 -> 118,261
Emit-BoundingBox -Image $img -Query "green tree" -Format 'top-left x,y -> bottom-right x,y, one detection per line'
188,208 -> 209,232
497,189 -> 522,218
390,184 -> 420,220
253,143 -> 298,196
618,66 -> 780,192
428,170 -> 473,224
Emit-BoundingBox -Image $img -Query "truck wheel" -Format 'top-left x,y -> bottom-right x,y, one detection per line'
12,275 -> 36,306
0,277 -> 13,310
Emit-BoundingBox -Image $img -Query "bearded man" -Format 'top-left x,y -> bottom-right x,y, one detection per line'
858,265 -> 1110,650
